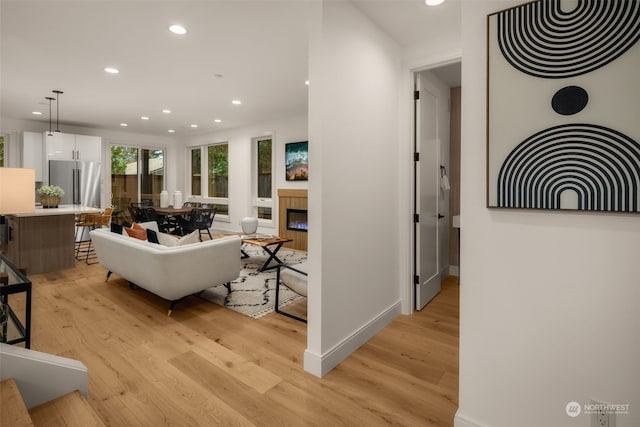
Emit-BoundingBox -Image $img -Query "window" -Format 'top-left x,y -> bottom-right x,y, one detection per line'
110,145 -> 165,223
191,148 -> 201,196
0,135 -> 5,167
254,137 -> 273,220
188,142 -> 229,216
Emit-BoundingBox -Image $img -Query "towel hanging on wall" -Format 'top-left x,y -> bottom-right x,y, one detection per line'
440,165 -> 451,191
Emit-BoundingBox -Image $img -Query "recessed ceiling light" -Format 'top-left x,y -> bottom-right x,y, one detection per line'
305,80 -> 310,85
232,100 -> 242,105
169,24 -> 187,35
162,109 -> 171,114
214,119 -> 222,123
120,123 -> 128,127
168,129 -> 175,133
190,124 -> 198,128
104,67 -> 120,74
141,116 -> 149,120
32,111 -> 43,115
425,0 -> 445,5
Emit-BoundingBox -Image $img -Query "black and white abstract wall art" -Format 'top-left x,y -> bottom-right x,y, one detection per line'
487,0 -> 640,213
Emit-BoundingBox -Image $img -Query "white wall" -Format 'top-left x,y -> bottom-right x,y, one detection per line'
305,0 -> 403,376
457,2 -> 640,427
178,114 -> 308,233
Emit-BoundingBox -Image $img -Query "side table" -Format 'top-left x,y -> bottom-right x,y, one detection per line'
240,235 -> 293,272
0,254 -> 32,348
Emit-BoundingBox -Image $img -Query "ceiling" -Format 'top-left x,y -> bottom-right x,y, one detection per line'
0,1 -> 461,138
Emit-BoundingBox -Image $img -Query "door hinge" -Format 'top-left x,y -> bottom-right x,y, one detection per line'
414,275 -> 420,285
414,152 -> 419,161
414,90 -> 420,100
414,213 -> 419,223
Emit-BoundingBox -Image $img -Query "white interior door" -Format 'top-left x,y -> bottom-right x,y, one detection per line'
415,74 -> 442,310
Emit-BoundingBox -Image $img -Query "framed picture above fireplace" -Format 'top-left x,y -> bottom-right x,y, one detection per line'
285,141 -> 308,181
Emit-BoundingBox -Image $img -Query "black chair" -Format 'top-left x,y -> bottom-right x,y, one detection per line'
128,205 -> 146,223
128,201 -> 154,223
182,207 -> 216,241
128,205 -> 175,233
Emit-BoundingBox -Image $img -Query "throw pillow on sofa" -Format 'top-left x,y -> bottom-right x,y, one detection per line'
146,228 -> 160,244
110,222 -> 124,235
125,223 -> 147,240
157,230 -> 200,247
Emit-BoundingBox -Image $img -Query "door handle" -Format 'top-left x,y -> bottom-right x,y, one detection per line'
438,214 -> 445,219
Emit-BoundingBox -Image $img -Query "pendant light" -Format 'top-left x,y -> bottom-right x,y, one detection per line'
52,90 -> 64,132
45,96 -> 55,136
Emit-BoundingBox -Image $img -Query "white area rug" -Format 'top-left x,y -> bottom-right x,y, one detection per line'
199,245 -> 307,319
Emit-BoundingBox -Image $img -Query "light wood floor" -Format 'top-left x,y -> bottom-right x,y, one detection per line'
14,261 -> 459,426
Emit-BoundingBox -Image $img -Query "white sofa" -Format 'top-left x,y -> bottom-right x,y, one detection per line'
90,227 -> 241,315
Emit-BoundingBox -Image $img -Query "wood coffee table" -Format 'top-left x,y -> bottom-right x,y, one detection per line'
240,235 -> 293,272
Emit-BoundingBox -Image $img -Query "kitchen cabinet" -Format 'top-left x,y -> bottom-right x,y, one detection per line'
43,132 -> 102,186
6,207 -> 100,275
75,135 -> 102,162
22,132 -> 45,181
6,210 -> 77,274
45,132 -> 76,161
45,132 -> 101,163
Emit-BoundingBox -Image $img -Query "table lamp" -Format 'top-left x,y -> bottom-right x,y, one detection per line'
0,168 -> 36,214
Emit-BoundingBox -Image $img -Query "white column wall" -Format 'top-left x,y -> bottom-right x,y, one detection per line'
305,0 -> 403,376
456,2 -> 640,427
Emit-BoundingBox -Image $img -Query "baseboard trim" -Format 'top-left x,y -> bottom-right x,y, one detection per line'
304,300 -> 402,377
449,265 -> 459,276
455,410 -> 489,427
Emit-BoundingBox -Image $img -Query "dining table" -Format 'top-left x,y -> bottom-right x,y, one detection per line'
152,206 -> 194,216
151,206 -> 194,235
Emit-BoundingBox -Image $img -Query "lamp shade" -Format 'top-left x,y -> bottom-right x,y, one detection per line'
0,168 -> 36,214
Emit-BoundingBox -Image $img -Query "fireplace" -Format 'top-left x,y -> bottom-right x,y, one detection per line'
278,189 -> 307,251
286,209 -> 308,232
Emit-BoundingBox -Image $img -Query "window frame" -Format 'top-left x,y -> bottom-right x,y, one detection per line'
252,135 -> 274,225
187,141 -> 230,220
0,133 -> 7,167
108,143 -> 166,208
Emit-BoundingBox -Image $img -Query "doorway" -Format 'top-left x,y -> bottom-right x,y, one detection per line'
413,63 -> 461,311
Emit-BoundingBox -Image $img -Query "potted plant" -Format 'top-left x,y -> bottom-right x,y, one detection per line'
38,185 -> 65,208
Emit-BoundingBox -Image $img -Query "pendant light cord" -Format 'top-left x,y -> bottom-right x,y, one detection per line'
45,96 -> 55,136
52,90 -> 63,132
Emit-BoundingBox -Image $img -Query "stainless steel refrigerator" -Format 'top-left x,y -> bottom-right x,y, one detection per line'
49,160 -> 101,207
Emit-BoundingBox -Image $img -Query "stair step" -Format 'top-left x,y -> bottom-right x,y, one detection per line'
29,390 -> 105,427
0,378 -> 35,427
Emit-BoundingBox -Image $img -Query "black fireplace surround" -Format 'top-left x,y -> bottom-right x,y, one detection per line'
286,209 -> 308,232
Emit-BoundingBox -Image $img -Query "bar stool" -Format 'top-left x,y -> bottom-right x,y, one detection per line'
75,208 -> 114,264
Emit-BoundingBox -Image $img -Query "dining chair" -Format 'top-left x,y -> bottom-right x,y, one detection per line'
183,207 -> 216,241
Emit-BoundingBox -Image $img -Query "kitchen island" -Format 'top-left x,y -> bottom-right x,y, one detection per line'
5,205 -> 101,274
